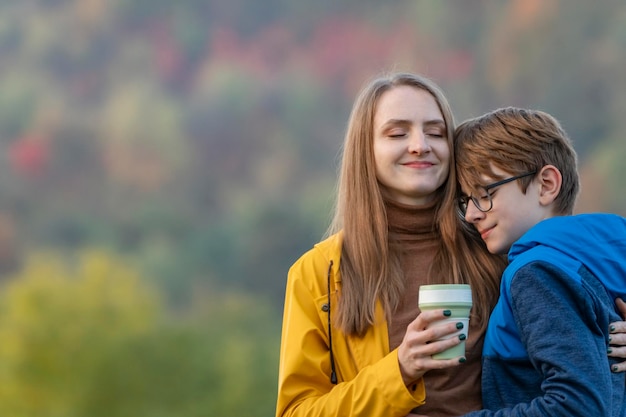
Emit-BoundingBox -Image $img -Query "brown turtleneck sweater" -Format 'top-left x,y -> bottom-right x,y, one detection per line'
385,199 -> 483,417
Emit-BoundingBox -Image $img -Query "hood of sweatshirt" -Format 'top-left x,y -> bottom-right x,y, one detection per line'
509,213 -> 626,299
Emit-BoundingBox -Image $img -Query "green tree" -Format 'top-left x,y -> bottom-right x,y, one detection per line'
0,249 -> 159,417
0,249 -> 280,417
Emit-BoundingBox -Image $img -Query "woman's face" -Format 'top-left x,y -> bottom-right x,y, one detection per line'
373,85 -> 450,206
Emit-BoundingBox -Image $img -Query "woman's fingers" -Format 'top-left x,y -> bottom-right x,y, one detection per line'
398,310 -> 466,384
608,298 -> 626,372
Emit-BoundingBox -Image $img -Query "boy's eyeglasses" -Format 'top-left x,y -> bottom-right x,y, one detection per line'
458,171 -> 537,215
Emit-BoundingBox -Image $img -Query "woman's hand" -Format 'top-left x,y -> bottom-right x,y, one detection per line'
397,309 -> 465,386
609,297 -> 626,372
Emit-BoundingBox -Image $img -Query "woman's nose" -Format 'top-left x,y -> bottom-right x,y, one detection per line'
408,133 -> 431,154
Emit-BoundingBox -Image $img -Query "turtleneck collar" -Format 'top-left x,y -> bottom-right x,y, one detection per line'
385,198 -> 438,239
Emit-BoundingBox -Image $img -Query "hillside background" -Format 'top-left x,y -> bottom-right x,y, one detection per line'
0,1 -> 625,416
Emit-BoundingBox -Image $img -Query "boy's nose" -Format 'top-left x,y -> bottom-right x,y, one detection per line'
464,199 -> 485,224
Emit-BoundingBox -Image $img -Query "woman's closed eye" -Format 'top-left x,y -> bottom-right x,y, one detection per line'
425,129 -> 444,138
387,129 -> 407,138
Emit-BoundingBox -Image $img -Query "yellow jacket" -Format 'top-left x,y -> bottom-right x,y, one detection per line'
276,233 -> 426,417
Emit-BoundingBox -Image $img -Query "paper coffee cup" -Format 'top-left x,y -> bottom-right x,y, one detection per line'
418,284 -> 472,359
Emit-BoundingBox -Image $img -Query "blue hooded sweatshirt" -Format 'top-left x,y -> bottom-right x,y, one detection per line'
464,213 -> 626,417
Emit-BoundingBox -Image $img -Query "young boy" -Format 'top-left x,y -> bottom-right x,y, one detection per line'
454,107 -> 626,416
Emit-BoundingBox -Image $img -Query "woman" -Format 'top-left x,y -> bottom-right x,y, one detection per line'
276,72 -> 505,417
275,72 -> 625,417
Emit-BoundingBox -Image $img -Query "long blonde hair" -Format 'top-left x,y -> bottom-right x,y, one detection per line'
327,72 -> 507,336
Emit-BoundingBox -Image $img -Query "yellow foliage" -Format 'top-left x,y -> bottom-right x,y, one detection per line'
0,249 -> 160,417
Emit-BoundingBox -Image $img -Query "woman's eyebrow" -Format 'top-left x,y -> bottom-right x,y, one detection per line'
380,118 -> 445,128
380,119 -> 412,129
423,119 -> 445,128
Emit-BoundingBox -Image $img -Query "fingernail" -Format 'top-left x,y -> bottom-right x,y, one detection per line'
609,336 -> 612,342
456,322 -> 464,329
610,325 -> 616,332
608,347 -> 613,354
459,357 -> 466,363
443,310 -> 451,316
459,334 -> 466,341
612,365 -> 619,372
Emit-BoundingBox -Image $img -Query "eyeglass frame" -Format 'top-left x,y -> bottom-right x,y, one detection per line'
458,171 -> 537,215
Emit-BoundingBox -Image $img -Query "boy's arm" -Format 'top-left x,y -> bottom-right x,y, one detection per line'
463,262 -> 616,417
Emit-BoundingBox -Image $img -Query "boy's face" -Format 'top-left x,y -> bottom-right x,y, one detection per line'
461,166 -> 546,255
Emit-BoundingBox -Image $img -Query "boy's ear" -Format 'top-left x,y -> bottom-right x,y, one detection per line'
537,165 -> 562,206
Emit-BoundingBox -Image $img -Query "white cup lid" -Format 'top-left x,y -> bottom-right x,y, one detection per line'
419,285 -> 472,304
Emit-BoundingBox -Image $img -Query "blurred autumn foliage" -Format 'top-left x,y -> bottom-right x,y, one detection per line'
0,250 -> 278,416
0,0 -> 625,415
